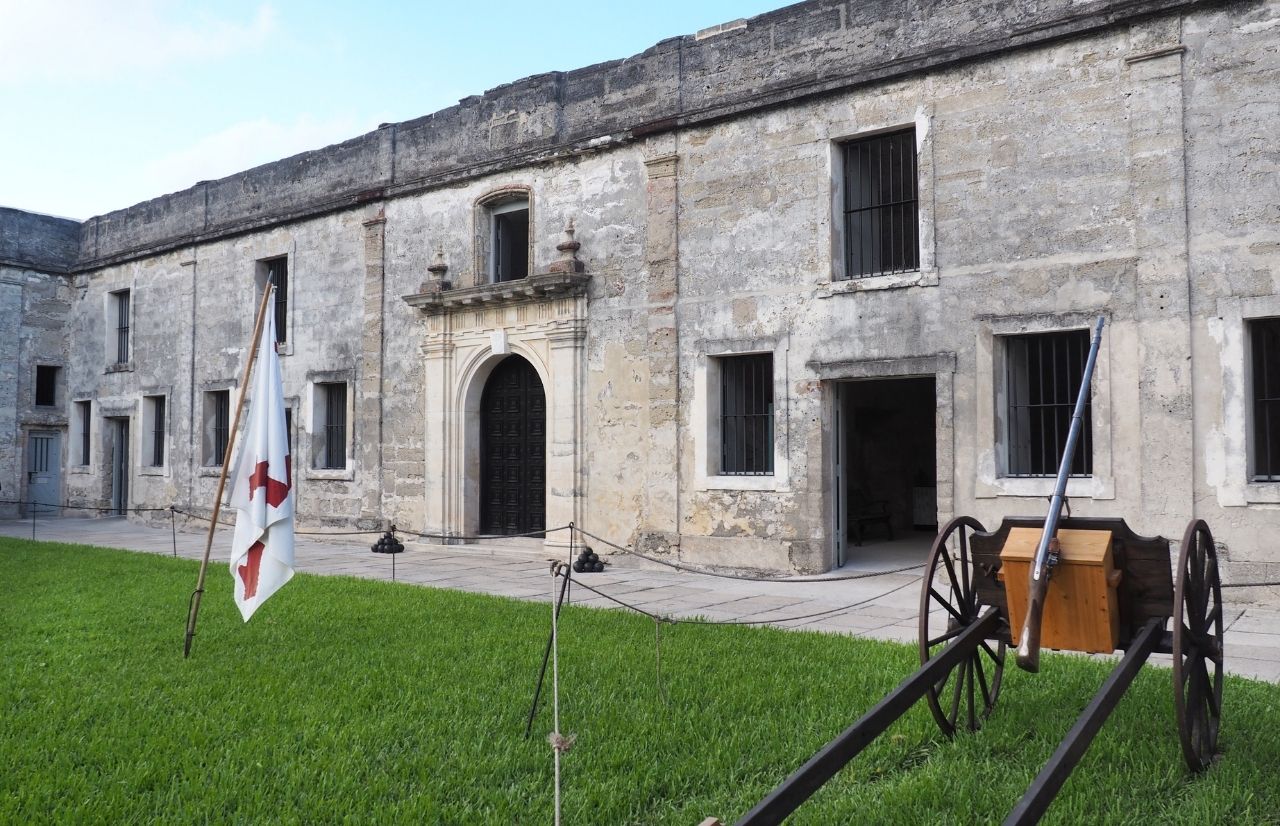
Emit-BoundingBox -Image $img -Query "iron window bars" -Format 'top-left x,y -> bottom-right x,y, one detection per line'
1005,330 -> 1093,477
149,396 -> 166,467
266,257 -> 288,344
113,290 -> 130,364
77,401 -> 91,465
212,391 -> 230,465
321,383 -> 347,470
841,128 -> 919,279
721,353 -> 775,475
1251,318 -> 1280,481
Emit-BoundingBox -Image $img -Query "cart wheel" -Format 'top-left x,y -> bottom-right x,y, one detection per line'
919,516 -> 1005,735
1173,519 -> 1224,773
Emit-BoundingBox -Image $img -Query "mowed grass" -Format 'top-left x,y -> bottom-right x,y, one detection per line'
3,539 -> 1280,825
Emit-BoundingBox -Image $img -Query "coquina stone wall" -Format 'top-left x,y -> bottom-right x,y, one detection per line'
1,0 -> 1277,584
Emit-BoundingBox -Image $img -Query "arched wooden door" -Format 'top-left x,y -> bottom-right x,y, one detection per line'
480,356 -> 546,535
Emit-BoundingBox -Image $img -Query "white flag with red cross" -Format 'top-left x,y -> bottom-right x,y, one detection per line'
228,306 -> 294,621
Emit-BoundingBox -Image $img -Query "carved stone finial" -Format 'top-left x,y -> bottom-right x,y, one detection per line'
421,246 -> 451,293
549,218 -> 584,274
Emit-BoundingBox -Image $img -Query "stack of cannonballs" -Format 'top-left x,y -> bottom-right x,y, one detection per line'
572,546 -> 605,573
371,530 -> 405,555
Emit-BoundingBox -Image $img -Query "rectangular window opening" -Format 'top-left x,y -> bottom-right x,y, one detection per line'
840,128 -> 919,279
74,401 -> 91,465
143,395 -> 166,467
111,289 -> 131,365
1004,329 -> 1092,478
35,365 -> 59,407
1250,318 -> 1280,481
203,390 -> 231,466
263,257 -> 288,345
315,382 -> 347,470
491,199 -> 529,283
719,353 -> 775,476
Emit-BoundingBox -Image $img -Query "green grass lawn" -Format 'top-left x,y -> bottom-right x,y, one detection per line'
3,538 -> 1280,825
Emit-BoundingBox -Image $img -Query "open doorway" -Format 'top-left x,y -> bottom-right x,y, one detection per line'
106,417 -> 130,516
833,377 -> 937,567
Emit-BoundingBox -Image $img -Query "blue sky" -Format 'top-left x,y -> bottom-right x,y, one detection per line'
0,1 -> 788,221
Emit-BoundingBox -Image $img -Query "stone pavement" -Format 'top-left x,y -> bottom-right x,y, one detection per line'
4,514 -> 1279,683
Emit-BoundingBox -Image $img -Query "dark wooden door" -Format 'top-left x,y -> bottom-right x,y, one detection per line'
480,357 -> 546,535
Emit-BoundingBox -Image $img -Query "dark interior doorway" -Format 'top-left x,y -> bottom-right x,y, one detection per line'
835,377 -> 937,562
480,356 -> 546,535
107,417 -> 130,516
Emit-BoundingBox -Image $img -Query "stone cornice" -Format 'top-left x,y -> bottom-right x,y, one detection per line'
403,272 -> 590,315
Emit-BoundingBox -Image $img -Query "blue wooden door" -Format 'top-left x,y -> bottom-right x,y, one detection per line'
26,432 -> 61,515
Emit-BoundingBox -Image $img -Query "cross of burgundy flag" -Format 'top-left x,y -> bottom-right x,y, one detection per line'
228,305 -> 294,622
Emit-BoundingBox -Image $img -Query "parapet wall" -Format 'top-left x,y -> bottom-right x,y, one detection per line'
0,208 -> 80,273
64,0 -> 1222,268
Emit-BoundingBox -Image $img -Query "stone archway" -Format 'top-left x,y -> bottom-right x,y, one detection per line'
479,355 -> 546,535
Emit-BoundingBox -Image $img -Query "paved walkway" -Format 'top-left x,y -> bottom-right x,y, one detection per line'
4,514 -> 1280,683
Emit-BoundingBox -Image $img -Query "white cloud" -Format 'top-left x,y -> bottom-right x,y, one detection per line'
136,114 -> 368,200
0,0 -> 277,83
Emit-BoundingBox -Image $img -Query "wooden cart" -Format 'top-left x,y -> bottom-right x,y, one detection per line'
734,515 -> 1225,825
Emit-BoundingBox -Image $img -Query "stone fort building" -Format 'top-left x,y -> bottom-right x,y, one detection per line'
2,0 -> 1277,579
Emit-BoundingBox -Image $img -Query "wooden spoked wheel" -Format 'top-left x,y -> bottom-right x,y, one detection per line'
918,516 -> 1005,735
1173,519 -> 1224,773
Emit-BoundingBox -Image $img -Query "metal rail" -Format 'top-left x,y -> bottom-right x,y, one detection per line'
1003,618 -> 1163,825
736,609 -> 1000,825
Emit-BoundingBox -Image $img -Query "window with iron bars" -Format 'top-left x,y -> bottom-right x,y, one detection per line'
1250,318 -> 1280,481
719,354 -> 774,476
112,290 -> 131,364
75,401 -> 91,465
144,395 -> 166,467
317,382 -> 347,470
264,257 -> 288,344
1004,330 -> 1093,477
204,390 -> 230,466
840,128 -> 919,279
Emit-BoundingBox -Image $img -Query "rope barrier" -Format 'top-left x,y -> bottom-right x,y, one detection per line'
573,526 -> 924,583
0,498 -> 173,513
559,568 -> 923,628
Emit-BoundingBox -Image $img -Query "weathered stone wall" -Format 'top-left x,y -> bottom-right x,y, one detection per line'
6,0 -> 1279,587
69,0 -> 1220,268
0,208 -> 78,272
0,209 -> 77,517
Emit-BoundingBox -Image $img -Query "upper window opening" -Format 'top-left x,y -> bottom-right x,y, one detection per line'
1003,330 -> 1092,478
1250,317 -> 1280,481
256,256 -> 288,345
719,353 -> 774,476
35,366 -> 59,407
841,128 -> 918,279
490,196 -> 529,283
110,289 -> 131,364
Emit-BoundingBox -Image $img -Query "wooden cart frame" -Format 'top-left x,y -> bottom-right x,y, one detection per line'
736,515 -> 1224,825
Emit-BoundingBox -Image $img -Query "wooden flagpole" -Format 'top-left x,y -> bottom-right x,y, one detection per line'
183,283 -> 275,658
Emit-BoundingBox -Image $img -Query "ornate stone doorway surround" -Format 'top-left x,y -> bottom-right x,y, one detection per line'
406,271 -> 588,550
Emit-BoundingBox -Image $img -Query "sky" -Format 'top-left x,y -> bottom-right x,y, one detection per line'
0,0 -> 788,221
